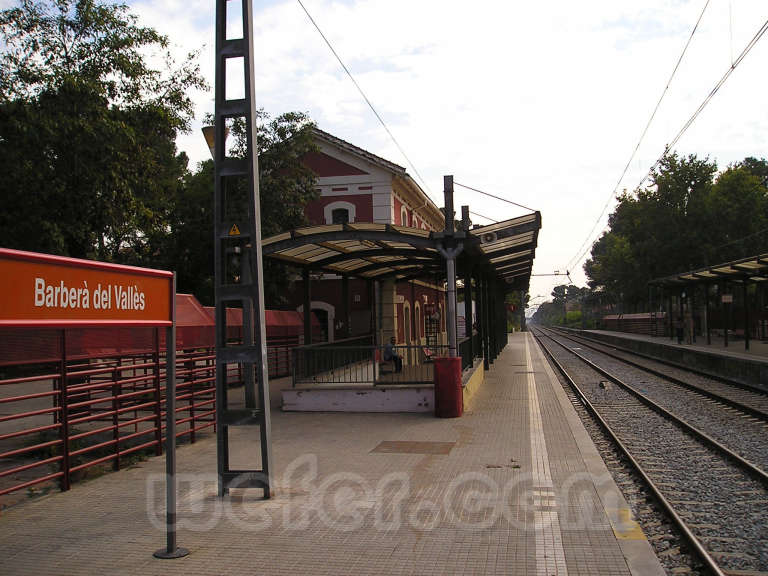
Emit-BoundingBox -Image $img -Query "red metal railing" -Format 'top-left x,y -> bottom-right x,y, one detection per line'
0,327 -> 302,504
0,332 -> 222,502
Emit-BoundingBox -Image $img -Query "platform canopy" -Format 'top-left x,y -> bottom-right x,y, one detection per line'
649,253 -> 768,287
262,212 -> 541,291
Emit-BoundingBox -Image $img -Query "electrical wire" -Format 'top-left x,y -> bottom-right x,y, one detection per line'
295,0 -> 433,197
564,0 -> 710,274
711,225 -> 768,254
469,210 -> 499,224
453,181 -> 536,213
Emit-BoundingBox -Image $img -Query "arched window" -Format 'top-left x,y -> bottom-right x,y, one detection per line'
400,205 -> 409,227
324,200 -> 356,224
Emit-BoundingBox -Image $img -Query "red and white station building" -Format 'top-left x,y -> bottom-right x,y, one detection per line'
288,128 -> 448,348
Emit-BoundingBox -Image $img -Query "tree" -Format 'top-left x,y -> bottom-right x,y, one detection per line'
163,159 -> 216,304
0,0 -> 205,262
163,110 -> 318,305
703,162 -> 768,262
584,151 -> 768,311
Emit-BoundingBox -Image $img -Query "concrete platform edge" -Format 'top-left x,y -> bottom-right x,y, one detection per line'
528,332 -> 666,576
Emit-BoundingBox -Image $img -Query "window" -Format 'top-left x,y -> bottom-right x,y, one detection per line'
400,206 -> 409,227
415,303 -> 422,339
324,200 -> 356,224
331,208 -> 349,224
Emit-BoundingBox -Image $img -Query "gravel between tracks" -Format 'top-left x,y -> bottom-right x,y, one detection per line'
536,330 -> 768,574
558,329 -> 768,415
547,331 -> 768,473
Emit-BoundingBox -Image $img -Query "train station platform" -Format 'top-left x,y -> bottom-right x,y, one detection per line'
578,328 -> 768,386
0,332 -> 663,576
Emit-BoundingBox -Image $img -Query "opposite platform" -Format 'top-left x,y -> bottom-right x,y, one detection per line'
0,332 -> 663,575
578,328 -> 768,386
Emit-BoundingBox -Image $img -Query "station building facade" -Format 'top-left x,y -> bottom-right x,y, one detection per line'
286,128 -> 449,349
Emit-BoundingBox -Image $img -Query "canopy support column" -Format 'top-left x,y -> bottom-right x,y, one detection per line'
724,280 -> 729,348
463,263 -> 474,361
303,268 -> 311,346
341,275 -> 350,339
744,281 -> 750,351
476,272 -> 488,370
690,284 -> 696,344
706,282 -> 711,345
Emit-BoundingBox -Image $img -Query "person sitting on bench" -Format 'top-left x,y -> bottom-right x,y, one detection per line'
384,337 -> 403,373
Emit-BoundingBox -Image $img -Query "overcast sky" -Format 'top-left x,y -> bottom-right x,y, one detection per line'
11,0 -> 768,313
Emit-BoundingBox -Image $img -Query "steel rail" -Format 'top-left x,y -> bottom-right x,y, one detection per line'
538,329 -> 768,486
532,330 -> 727,576
553,326 -> 768,397
544,327 -> 768,422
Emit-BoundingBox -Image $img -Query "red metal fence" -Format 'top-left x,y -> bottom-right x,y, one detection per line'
0,302 -> 321,504
0,327 -> 220,501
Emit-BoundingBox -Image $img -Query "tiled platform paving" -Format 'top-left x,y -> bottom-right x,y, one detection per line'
0,333 -> 662,575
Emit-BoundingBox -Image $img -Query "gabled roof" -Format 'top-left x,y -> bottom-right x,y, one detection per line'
312,128 -> 407,175
312,128 -> 443,227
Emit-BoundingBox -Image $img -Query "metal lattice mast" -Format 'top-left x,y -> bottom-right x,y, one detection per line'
214,0 -> 272,498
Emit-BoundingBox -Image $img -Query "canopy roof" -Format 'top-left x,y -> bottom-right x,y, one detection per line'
649,253 -> 768,287
262,212 -> 541,291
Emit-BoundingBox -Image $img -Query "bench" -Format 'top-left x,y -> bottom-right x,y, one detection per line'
374,349 -> 396,374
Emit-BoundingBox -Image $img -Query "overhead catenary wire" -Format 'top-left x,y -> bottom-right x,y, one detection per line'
295,0 -> 433,197
710,225 -> 768,255
567,12 -> 768,276
635,15 -> 768,192
453,181 -> 536,213
564,0 -> 711,275
469,210 -> 499,224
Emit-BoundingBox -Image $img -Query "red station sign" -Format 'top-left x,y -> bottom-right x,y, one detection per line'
0,248 -> 174,327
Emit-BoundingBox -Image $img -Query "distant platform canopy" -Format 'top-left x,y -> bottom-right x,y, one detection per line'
261,212 -> 541,291
649,253 -> 768,287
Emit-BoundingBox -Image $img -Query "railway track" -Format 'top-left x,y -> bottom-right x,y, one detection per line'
550,327 -> 768,417
533,328 -> 768,576
539,327 -> 768,474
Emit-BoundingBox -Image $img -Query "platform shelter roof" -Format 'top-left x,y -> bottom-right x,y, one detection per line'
648,253 -> 768,287
261,211 -> 541,291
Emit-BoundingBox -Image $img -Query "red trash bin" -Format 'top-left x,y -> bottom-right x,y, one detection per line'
434,357 -> 463,418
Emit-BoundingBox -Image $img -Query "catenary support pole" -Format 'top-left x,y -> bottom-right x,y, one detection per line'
439,176 -> 463,357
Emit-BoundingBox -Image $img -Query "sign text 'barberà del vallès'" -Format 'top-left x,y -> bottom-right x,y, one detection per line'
34,278 -> 146,311
0,248 -> 173,326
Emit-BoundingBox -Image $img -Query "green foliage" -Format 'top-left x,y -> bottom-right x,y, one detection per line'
162,111 -> 318,305
0,0 -> 205,262
584,152 -> 768,310
565,310 -> 581,327
530,300 -> 562,326
531,284 -> 591,327
504,290 -> 527,331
